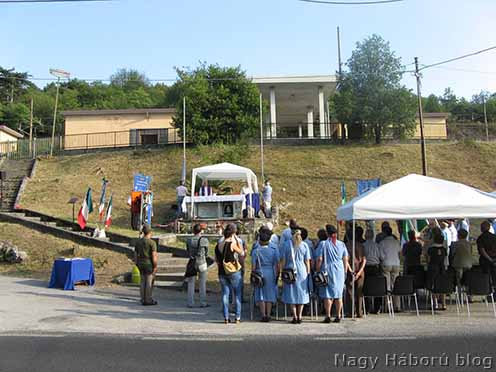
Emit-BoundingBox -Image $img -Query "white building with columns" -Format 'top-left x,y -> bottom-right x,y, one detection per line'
253,75 -> 338,139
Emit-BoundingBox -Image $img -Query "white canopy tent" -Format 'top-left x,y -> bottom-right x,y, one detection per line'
336,173 -> 496,318
337,174 -> 496,221
190,162 -> 259,218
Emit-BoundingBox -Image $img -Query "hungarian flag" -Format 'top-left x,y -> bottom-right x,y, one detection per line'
98,179 -> 108,221
77,188 -> 93,229
104,194 -> 113,228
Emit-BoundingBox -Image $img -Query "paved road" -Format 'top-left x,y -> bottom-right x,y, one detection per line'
0,334 -> 494,372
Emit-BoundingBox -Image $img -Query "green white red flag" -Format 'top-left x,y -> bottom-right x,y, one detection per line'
104,194 -> 113,228
78,188 -> 93,229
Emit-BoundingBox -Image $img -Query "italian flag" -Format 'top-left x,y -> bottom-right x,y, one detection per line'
98,179 -> 108,221
104,194 -> 113,228
77,188 -> 93,229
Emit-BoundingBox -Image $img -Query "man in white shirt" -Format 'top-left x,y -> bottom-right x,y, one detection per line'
379,226 -> 401,311
176,181 -> 188,218
448,220 -> 458,244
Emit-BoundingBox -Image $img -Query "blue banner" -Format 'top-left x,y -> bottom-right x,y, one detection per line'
133,174 -> 152,192
356,178 -> 381,196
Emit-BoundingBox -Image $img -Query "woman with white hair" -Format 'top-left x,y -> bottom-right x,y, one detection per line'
280,229 -> 311,324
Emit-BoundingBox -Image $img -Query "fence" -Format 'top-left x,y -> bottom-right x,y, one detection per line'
0,127 -> 182,160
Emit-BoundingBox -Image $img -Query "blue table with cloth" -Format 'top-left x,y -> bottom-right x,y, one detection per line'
49,258 -> 95,290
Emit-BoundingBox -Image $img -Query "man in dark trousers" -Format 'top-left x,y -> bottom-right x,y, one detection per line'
135,224 -> 158,305
477,221 -> 496,291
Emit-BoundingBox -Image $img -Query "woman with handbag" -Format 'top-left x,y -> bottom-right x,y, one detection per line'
185,223 -> 210,308
280,229 -> 311,324
251,227 -> 280,322
315,224 -> 352,324
215,223 -> 245,324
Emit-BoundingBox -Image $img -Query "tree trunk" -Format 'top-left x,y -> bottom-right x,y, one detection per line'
374,125 -> 382,144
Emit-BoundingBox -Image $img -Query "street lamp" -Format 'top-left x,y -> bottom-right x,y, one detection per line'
49,68 -> 71,157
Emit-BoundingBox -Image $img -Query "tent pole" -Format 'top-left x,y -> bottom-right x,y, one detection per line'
352,219 -> 356,319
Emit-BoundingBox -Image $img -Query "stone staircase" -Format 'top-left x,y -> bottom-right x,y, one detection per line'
0,159 -> 34,212
0,209 -> 189,290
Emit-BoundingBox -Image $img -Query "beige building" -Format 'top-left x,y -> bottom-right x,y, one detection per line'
62,108 -> 178,150
0,125 -> 24,153
414,113 -> 449,139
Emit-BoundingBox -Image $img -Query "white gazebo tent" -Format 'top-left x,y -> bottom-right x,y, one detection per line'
190,162 -> 259,218
336,174 -> 496,317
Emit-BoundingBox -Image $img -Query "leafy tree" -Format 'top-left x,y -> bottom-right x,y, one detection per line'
0,67 -> 35,103
110,68 -> 150,91
172,63 -> 260,145
440,88 -> 458,113
423,94 -> 442,112
332,35 -> 417,143
0,102 -> 30,131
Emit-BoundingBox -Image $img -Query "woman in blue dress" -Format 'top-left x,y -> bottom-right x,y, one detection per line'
281,229 -> 311,324
315,225 -> 352,323
251,228 -> 280,322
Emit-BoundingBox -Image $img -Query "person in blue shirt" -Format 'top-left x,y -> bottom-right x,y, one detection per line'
279,219 -> 298,255
262,180 -> 273,218
251,227 -> 280,322
281,229 -> 311,324
315,224 -> 352,323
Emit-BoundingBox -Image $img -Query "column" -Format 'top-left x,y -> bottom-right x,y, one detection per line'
298,124 -> 303,138
270,87 -> 277,138
264,112 -> 271,138
318,86 -> 325,138
307,106 -> 314,139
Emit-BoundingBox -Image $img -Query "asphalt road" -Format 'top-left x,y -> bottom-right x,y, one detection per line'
0,334 -> 494,372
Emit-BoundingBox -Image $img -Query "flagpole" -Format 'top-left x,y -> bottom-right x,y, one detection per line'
182,97 -> 187,183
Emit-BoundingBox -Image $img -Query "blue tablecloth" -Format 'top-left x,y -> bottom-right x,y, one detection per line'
49,258 -> 95,290
245,193 -> 261,215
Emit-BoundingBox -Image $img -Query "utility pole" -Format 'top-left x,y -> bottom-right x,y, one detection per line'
259,92 -> 265,183
181,97 -> 187,183
337,26 -> 345,144
29,97 -> 33,157
49,68 -> 70,157
414,57 -> 428,176
483,95 -> 489,142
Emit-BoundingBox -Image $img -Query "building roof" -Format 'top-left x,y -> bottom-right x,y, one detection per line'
252,75 -> 337,85
0,125 -> 24,139
417,112 -> 449,119
62,108 -> 176,117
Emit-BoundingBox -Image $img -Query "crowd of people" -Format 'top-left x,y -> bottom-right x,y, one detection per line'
133,216 -> 496,324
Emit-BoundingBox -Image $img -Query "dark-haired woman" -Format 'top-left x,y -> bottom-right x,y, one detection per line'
427,228 -> 448,311
251,228 -> 280,322
215,223 -> 245,324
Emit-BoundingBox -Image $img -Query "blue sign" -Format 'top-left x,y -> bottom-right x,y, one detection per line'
356,178 -> 381,196
133,174 -> 152,192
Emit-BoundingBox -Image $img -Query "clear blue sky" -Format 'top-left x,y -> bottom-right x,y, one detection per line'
2,0 -> 495,98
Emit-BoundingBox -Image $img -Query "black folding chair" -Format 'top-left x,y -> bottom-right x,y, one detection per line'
410,265 -> 426,291
392,275 -> 419,316
430,273 -> 459,316
464,269 -> 496,318
362,275 -> 394,318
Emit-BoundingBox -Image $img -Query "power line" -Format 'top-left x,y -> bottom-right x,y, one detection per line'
0,0 -> 111,3
423,65 -> 496,76
419,46 -> 496,71
298,0 -> 404,5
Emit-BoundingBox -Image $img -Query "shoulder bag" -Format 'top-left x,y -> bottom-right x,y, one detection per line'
222,241 -> 242,275
250,249 -> 265,288
281,242 -> 297,284
314,241 -> 329,287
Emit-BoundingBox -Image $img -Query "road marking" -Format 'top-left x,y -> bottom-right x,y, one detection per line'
140,337 -> 245,342
0,333 -> 67,338
314,336 -> 417,341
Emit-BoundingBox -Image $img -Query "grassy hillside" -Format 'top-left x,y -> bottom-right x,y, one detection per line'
20,142 -> 496,236
0,223 -> 133,285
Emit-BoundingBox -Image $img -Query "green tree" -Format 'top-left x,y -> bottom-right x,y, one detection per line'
110,68 -> 150,91
0,67 -> 35,103
0,102 -> 30,131
172,63 -> 260,145
423,94 -> 442,112
333,35 -> 417,143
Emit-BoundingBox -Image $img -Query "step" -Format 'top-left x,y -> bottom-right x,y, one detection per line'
156,265 -> 187,273
154,280 -> 185,290
155,272 -> 185,282
157,258 -> 189,266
